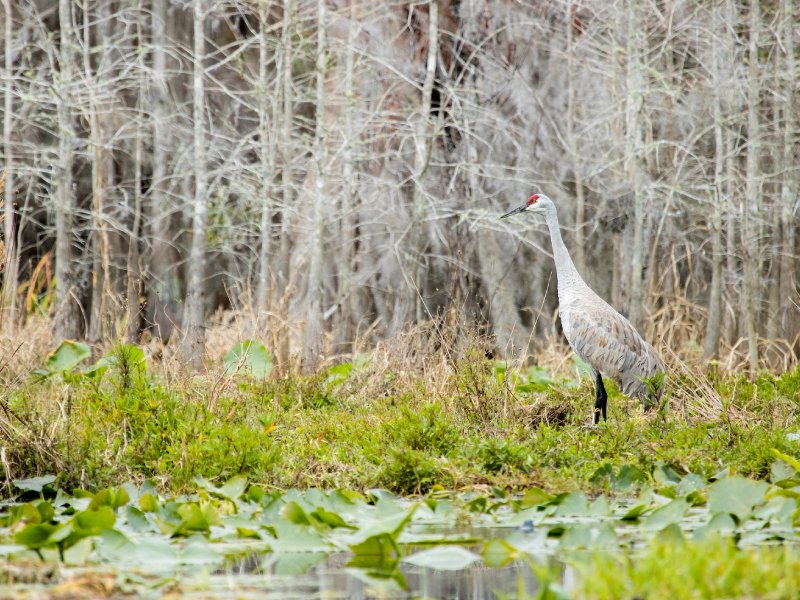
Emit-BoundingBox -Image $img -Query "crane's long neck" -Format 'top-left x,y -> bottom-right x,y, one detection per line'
544,207 -> 588,300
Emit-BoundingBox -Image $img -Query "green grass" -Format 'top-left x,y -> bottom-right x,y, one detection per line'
572,538 -> 800,599
1,339 -> 799,497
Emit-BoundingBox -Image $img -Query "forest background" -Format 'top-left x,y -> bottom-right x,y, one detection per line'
0,0 -> 798,374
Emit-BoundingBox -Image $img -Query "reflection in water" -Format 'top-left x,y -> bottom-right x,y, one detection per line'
216,550 -> 557,599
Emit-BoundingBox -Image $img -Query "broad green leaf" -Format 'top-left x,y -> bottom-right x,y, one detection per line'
45,340 -> 91,372
311,506 -> 355,529
590,495 -> 611,517
771,449 -> 800,474
326,362 -> 354,386
270,521 -> 331,552
520,487 -> 554,508
63,537 -> 93,565
202,475 -> 248,502
657,523 -> 685,544
13,475 -> 56,493
125,506 -> 152,533
349,532 -> 398,562
344,505 -> 418,547
481,538 -> 520,568
139,492 -> 159,512
265,551 -> 328,576
676,473 -> 707,496
708,476 -> 769,520
74,506 -> 116,533
560,523 -> 617,548
223,340 -> 272,380
176,502 -> 218,534
282,500 -> 311,525
695,512 -> 737,539
770,458 -> 796,483
14,523 -> 62,549
554,492 -> 590,517
620,503 -> 652,521
644,499 -> 689,530
90,487 -> 131,510
615,465 -> 648,491
402,546 -> 481,570
10,503 -> 42,525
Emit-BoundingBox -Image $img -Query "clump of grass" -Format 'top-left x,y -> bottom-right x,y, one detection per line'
574,537 -> 800,599
475,437 -> 531,475
377,447 -> 446,495
1,322 -> 799,497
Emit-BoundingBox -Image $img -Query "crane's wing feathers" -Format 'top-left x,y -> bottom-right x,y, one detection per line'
562,304 -> 665,402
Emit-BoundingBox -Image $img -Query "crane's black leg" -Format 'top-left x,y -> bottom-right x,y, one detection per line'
594,371 -> 608,424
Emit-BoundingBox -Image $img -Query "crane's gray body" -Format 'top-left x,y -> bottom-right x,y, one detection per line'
559,289 -> 665,406
524,195 -> 666,409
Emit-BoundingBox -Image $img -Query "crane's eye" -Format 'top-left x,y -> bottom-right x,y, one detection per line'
527,194 -> 539,206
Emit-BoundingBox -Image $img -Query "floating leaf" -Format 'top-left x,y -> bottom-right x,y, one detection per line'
771,449 -> 800,474
644,499 -> 689,530
481,539 -> 520,568
223,340 -> 272,379
14,523 -> 63,549
13,475 -> 56,493
311,507 -> 355,529
139,493 -> 159,513
74,506 -> 116,533
402,546 -> 481,570
615,465 -> 648,491
265,551 -> 328,576
206,475 -> 248,503
270,521 -> 331,552
560,523 -> 617,548
89,487 -> 131,511
708,476 -> 768,521
185,503 -> 220,533
554,492 -> 590,517
520,487 -> 554,508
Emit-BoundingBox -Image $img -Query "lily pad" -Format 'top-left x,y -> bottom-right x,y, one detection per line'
708,476 -> 768,521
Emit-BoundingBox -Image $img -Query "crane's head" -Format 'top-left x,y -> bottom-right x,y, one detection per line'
499,193 -> 554,219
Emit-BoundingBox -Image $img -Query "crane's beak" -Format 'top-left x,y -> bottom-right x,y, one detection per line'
500,204 -> 527,219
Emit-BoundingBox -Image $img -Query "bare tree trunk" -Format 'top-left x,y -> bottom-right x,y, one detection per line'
333,0 -> 359,354
126,97 -> 144,343
742,0 -> 761,372
704,5 -> 728,359
274,0 -> 294,368
255,1 -> 274,322
722,125 -> 738,347
778,0 -> 798,347
1,0 -> 18,334
625,0 -> 646,331
54,0 -> 81,341
277,0 -> 294,297
565,2 -> 585,275
180,0 -> 208,368
301,0 -> 329,372
84,3 -> 115,344
410,0 -> 438,324
147,0 -> 180,342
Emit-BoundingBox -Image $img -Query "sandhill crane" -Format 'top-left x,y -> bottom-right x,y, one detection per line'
501,193 -> 666,423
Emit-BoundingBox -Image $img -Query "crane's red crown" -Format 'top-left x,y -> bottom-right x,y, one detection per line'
526,194 -> 539,206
